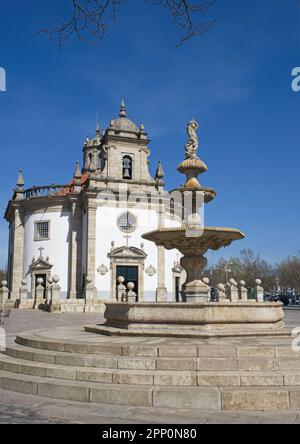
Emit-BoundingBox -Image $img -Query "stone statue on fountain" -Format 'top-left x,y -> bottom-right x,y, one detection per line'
185,119 -> 199,159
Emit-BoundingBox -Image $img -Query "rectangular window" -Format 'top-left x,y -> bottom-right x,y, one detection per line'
34,221 -> 50,241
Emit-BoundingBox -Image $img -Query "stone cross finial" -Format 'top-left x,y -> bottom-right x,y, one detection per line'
155,161 -> 165,181
17,170 -> 24,189
15,170 -> 25,200
73,161 -> 82,180
38,247 -> 44,259
119,99 -> 127,118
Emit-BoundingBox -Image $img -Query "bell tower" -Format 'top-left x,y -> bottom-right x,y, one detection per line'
83,100 -> 160,193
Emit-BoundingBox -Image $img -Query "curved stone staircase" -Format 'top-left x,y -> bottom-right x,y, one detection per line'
1,327 -> 300,411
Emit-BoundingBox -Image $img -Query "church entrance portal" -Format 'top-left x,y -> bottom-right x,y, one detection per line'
116,266 -> 138,297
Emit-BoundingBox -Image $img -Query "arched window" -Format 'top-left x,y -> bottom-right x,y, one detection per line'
122,155 -> 133,180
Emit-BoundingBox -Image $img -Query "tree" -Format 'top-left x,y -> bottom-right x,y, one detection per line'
42,0 -> 217,49
277,256 -> 300,293
206,249 -> 277,292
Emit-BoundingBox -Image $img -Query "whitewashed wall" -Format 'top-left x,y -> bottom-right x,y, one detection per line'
95,205 -> 180,301
23,211 -> 71,295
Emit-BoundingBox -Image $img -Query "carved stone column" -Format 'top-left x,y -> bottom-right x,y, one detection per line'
9,207 -> 25,302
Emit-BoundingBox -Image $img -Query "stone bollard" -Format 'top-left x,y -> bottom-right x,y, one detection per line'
34,278 -> 45,310
228,279 -> 239,302
0,280 -> 9,310
46,277 -> 53,305
239,280 -> 248,301
202,277 -> 211,301
19,279 -> 29,308
254,279 -> 264,303
117,276 -> 127,302
84,276 -> 96,303
49,275 -> 61,313
126,282 -> 137,304
216,283 -> 228,302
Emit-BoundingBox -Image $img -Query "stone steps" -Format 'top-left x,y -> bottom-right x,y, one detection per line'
1,329 -> 300,411
2,352 -> 300,388
5,342 -> 300,373
1,368 -> 300,410
15,333 -> 298,359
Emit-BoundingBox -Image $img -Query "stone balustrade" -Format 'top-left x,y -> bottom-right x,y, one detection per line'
23,184 -> 74,200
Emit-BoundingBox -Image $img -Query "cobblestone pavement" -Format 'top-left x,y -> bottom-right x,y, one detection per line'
0,309 -> 299,424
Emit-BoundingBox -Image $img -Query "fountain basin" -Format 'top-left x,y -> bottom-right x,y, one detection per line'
142,226 -> 245,255
85,302 -> 290,338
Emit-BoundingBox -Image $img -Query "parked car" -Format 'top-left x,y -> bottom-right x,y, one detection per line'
269,295 -> 291,306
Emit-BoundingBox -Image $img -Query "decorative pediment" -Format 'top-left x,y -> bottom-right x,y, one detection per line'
30,256 -> 53,271
108,246 -> 147,260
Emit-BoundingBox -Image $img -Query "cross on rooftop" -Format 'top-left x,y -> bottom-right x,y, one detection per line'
38,247 -> 44,258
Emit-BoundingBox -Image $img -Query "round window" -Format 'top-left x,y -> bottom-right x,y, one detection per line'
117,212 -> 138,233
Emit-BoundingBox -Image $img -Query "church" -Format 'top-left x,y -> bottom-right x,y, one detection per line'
4,101 -> 184,312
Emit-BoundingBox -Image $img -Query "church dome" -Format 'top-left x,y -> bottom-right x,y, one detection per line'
110,100 -> 139,133
111,117 -> 139,133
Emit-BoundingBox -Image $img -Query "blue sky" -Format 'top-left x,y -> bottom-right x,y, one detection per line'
0,0 -> 299,268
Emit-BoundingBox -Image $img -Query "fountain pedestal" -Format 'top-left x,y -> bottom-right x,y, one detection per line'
180,254 -> 210,302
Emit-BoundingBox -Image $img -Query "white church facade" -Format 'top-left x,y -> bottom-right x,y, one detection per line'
4,101 -> 184,312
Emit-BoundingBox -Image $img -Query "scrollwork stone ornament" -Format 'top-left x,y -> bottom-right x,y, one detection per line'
97,264 -> 109,276
145,265 -> 157,277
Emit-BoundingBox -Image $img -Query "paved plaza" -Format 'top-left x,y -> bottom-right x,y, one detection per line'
0,309 -> 300,424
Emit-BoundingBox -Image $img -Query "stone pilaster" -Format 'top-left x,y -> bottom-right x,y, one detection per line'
156,206 -> 168,302
9,207 -> 25,302
68,200 -> 83,299
85,199 -> 97,291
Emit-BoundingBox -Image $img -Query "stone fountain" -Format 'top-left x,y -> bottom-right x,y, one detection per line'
86,121 -> 287,338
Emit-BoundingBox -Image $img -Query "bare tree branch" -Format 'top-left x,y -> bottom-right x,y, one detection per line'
41,0 -> 216,48
40,0 -> 123,50
152,0 -> 217,45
